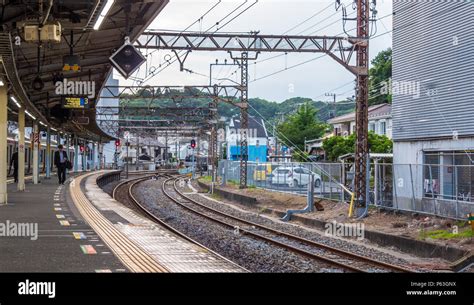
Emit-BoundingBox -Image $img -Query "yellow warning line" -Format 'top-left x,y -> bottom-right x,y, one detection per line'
69,172 -> 169,273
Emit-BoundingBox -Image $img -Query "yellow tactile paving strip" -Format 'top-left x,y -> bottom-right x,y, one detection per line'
84,172 -> 245,273
70,172 -> 169,273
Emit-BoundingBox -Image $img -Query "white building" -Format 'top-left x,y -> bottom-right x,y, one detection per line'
328,103 -> 392,139
225,116 -> 269,162
391,1 -> 474,218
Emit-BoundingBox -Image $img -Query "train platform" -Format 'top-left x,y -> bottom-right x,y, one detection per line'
78,171 -> 245,273
0,174 -> 127,272
0,171 -> 245,273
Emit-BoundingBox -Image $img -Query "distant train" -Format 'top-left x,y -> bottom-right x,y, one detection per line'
6,137 -> 75,176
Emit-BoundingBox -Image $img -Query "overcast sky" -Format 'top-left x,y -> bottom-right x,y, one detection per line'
115,0 -> 393,103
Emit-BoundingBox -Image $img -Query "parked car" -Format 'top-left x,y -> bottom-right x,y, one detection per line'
270,166 -> 321,188
253,164 -> 273,181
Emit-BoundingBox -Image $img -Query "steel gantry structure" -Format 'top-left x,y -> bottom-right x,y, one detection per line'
96,85 -> 242,137
135,32 -> 363,190
96,84 -> 239,180
134,0 -> 371,205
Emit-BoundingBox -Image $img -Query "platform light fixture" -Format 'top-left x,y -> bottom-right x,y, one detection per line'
93,0 -> 115,30
39,121 -> 47,127
25,110 -> 36,120
10,96 -> 21,108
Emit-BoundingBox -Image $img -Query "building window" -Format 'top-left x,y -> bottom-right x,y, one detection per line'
423,151 -> 474,201
380,121 -> 386,135
454,153 -> 474,202
369,122 -> 376,133
424,153 -> 440,197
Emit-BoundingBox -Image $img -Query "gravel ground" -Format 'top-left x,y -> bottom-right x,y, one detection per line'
192,181 -> 456,272
180,180 -> 437,272
100,176 -> 439,272
132,178 -> 350,273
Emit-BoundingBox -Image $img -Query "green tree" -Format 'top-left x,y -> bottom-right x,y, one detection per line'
276,102 -> 327,161
322,132 -> 393,161
369,48 -> 392,106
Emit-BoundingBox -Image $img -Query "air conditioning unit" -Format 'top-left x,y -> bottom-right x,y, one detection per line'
23,24 -> 40,42
40,22 -> 62,43
343,131 -> 349,136
20,21 -> 62,43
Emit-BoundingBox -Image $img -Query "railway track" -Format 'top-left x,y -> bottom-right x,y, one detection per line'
112,173 -> 247,272
117,174 -> 416,273
162,176 -> 416,273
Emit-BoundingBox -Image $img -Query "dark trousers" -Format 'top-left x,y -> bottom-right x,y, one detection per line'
57,163 -> 67,184
13,167 -> 18,183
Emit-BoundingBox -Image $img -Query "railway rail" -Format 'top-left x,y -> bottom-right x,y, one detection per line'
112,172 -> 247,272
115,173 -> 416,273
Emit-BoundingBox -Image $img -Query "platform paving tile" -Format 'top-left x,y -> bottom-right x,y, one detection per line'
84,173 -> 246,273
0,176 -> 128,272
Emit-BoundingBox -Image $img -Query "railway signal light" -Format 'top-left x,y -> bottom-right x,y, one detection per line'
79,145 -> 84,153
115,139 -> 121,147
190,139 -> 196,149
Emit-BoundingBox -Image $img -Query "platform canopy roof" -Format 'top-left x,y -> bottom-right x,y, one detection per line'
0,0 -> 169,142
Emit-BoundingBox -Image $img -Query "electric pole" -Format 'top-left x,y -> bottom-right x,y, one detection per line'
325,93 -> 337,119
354,0 -> 371,214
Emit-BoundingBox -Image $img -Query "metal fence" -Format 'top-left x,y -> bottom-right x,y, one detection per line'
218,160 -> 348,202
378,163 -> 474,220
218,160 -> 474,219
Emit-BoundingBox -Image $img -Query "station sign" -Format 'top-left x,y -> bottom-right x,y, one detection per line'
61,96 -> 92,109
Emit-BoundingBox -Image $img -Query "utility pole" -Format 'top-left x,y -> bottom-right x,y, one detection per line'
351,0 -> 371,214
164,131 -> 168,165
235,52 -> 249,189
210,89 -> 219,184
332,0 -> 374,215
136,136 -> 139,170
126,140 -> 129,179
325,92 -> 337,119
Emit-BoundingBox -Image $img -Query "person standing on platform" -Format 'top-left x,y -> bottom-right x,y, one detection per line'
9,150 -> 19,183
54,145 -> 69,185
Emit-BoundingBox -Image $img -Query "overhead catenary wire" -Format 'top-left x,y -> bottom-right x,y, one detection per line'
139,0 -> 259,86
280,2 -> 334,35
129,1 -> 223,83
